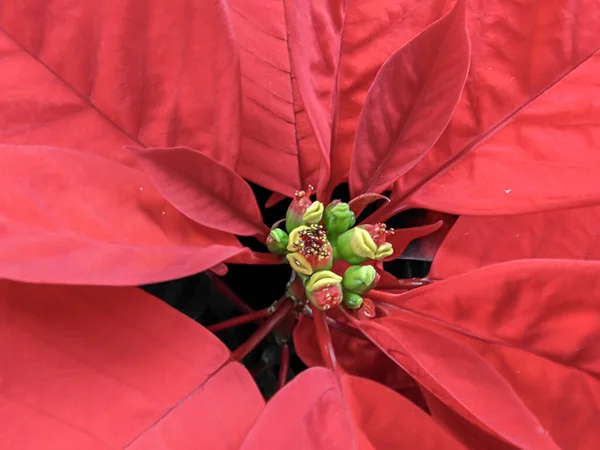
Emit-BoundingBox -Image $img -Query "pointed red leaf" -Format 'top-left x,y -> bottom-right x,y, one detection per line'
348,193 -> 389,218
384,221 -> 444,261
431,206 -> 600,279
391,1 -> 600,215
327,0 -> 455,198
241,368 -> 466,449
354,260 -> 600,449
0,144 -> 242,285
138,147 -> 268,238
0,282 -> 264,449
284,0 -> 455,200
350,0 -> 470,196
0,0 -> 242,168
265,192 -> 287,208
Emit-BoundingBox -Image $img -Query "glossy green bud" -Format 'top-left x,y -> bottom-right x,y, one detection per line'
342,265 -> 379,295
323,201 -> 356,234
266,229 -> 289,255
336,227 -> 377,264
343,291 -> 364,309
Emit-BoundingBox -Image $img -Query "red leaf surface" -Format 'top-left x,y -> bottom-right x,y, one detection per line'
240,368 -> 466,449
352,260 -> 600,449
388,0 -> 600,216
0,0 -> 241,168
227,0 -> 305,195
430,206 -> 600,279
350,0 -> 470,196
284,0 -> 455,199
326,0 -> 456,198
0,281 -> 264,449
293,315 -> 414,391
384,221 -> 444,261
138,147 -> 268,238
0,144 -> 243,285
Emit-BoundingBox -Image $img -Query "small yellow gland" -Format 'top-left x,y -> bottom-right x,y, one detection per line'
305,270 -> 343,293
286,225 -> 310,252
374,242 -> 394,260
286,252 -> 313,276
302,201 -> 324,224
350,227 -> 377,259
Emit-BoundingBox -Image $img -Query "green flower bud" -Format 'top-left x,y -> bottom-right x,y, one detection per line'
323,201 -> 356,234
336,227 -> 377,264
342,265 -> 380,295
343,291 -> 364,309
266,229 -> 289,255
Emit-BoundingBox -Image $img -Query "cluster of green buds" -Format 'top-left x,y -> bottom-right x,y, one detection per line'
266,187 -> 394,312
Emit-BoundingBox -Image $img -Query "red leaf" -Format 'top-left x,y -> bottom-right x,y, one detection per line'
241,368 -> 466,449
226,249 -> 285,265
391,1 -> 600,215
350,0 -> 470,196
284,0 -> 454,200
0,0 -> 242,169
326,0 -> 455,198
431,206 -> 600,279
228,0 -> 304,195
348,193 -> 389,218
0,281 -> 264,449
354,260 -> 600,449
0,144 -> 242,285
138,147 -> 268,238
399,211 -> 458,262
384,221 -> 444,261
265,192 -> 287,208
293,315 -> 414,391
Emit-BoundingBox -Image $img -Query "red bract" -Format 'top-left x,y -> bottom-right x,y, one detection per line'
2,0 -> 600,448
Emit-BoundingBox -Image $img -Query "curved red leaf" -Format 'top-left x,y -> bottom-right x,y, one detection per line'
384,221 -> 444,261
284,0 -> 455,200
327,0 -> 455,198
350,0 -> 470,196
0,144 -> 242,285
391,1 -> 600,215
265,192 -> 287,208
0,282 -> 264,449
0,0 -> 242,169
138,147 -> 268,238
430,206 -> 600,279
241,368 -> 466,449
356,260 -> 600,449
348,193 -> 390,218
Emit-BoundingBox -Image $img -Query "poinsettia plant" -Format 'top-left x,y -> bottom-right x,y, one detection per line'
2,0 -> 600,448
